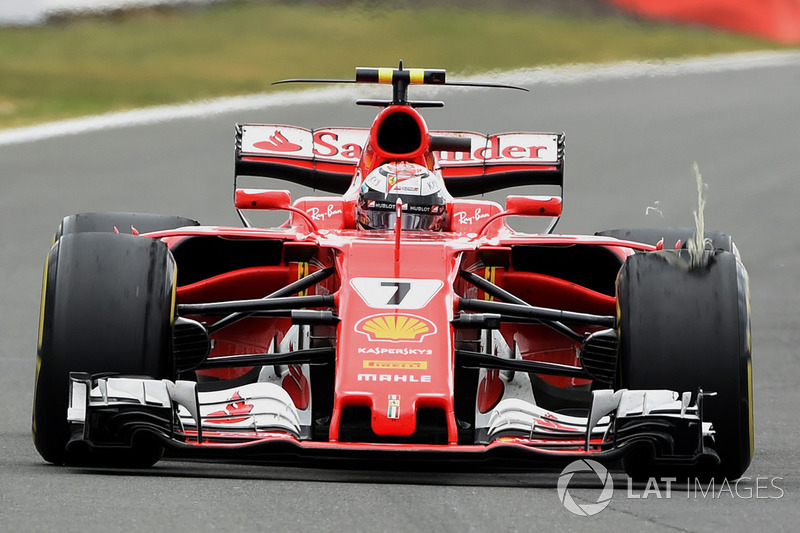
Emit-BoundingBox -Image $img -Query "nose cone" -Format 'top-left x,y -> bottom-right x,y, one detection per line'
330,238 -> 458,443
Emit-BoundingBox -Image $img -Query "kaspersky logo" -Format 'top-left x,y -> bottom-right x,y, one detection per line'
355,313 -> 436,342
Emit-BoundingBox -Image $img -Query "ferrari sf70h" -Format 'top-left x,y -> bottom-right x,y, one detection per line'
34,64 -> 753,481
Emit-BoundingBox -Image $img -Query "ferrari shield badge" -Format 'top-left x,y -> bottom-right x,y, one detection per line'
388,395 -> 401,419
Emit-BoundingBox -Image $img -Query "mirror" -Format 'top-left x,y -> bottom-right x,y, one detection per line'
234,189 -> 292,210
505,195 -> 562,217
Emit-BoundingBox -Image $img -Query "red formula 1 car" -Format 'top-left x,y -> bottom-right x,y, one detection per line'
33,65 -> 753,480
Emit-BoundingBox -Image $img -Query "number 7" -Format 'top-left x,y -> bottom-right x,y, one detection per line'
381,281 -> 411,305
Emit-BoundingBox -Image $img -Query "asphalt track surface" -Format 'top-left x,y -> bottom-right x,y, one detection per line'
2,53 -> 799,531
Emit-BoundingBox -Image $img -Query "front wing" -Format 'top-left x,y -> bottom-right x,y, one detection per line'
66,374 -> 718,471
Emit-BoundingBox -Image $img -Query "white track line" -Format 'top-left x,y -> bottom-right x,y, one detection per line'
1,50 -> 798,147
490,49 -> 800,86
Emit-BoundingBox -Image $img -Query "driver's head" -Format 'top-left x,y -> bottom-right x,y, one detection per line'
356,162 -> 449,231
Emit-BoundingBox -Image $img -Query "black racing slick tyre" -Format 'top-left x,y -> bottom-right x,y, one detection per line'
617,249 -> 753,481
596,227 -> 735,254
33,233 -> 176,466
56,212 -> 199,239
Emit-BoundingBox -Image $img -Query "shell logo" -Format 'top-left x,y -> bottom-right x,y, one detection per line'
355,313 -> 436,342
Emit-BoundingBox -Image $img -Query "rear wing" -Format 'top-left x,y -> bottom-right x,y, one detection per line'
235,124 -> 564,197
235,123 -> 362,193
434,131 -> 564,196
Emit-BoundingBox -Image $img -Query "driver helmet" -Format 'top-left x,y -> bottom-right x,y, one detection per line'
356,162 -> 450,231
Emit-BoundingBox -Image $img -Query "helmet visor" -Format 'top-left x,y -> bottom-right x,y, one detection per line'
358,201 -> 447,231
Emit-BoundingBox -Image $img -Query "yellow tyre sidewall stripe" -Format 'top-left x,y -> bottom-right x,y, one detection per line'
33,249 -> 52,440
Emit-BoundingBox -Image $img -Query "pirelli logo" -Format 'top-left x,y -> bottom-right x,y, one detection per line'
362,360 -> 427,370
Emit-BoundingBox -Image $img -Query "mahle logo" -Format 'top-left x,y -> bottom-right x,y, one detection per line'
557,459 -> 614,516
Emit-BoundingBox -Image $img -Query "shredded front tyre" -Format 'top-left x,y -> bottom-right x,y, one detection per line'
616,249 -> 753,481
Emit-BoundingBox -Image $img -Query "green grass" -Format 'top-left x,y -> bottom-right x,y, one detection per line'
0,1 -> 792,129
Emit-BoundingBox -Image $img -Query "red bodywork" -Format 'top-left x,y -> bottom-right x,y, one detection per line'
49,69 -> 734,476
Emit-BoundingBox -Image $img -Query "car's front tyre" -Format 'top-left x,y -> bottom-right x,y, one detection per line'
616,249 -> 753,481
33,232 -> 176,466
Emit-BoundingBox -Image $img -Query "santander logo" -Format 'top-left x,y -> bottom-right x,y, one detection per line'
437,135 -> 549,162
254,131 -> 302,152
247,128 -> 556,164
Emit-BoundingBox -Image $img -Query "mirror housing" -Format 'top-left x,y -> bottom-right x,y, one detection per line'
505,195 -> 562,217
234,188 -> 320,233
235,188 -> 292,210
476,195 -> 562,237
